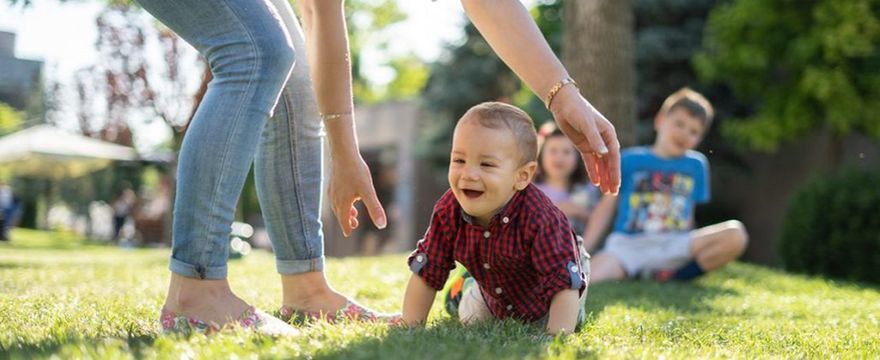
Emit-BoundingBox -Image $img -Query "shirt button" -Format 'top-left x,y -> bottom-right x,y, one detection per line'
483,263 -> 491,270
502,216 -> 510,224
416,255 -> 424,262
570,265 -> 579,272
483,231 -> 491,238
506,304 -> 513,311
495,287 -> 503,294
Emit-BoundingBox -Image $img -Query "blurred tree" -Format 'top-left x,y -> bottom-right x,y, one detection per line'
419,21 -> 521,171
339,0 -> 417,103
0,102 -> 24,136
634,0 -> 726,137
71,3 -> 197,146
563,0 -> 636,147
420,0 -> 640,169
695,0 -> 880,152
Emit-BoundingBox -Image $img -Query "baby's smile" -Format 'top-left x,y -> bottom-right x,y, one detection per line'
461,188 -> 484,199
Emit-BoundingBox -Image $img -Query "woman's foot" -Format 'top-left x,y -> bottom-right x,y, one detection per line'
162,272 -> 298,335
279,300 -> 401,324
163,273 -> 252,325
280,271 -> 400,324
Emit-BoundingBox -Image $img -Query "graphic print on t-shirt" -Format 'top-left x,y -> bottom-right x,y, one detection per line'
624,171 -> 695,233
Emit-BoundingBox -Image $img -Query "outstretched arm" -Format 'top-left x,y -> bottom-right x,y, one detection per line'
298,0 -> 386,236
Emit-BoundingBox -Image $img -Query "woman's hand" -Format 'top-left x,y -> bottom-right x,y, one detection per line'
550,86 -> 621,195
328,149 -> 387,237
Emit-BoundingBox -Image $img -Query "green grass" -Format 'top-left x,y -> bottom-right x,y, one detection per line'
1,228 -> 878,359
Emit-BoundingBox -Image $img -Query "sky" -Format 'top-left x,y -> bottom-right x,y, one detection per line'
0,0 -> 536,150
0,1 -> 472,76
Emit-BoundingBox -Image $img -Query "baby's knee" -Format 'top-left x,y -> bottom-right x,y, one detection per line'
458,286 -> 492,325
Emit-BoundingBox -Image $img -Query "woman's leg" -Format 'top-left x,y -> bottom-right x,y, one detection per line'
255,0 -> 349,313
135,0 -> 296,325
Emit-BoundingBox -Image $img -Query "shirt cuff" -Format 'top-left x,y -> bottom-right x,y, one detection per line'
407,251 -> 447,291
540,260 -> 586,300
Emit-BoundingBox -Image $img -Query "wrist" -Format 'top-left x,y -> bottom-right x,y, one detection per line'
548,85 -> 581,115
323,114 -> 359,154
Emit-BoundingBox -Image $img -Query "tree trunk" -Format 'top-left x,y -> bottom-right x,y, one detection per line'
563,0 -> 637,147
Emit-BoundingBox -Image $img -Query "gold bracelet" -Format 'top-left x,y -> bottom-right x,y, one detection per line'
320,112 -> 352,121
544,77 -> 578,110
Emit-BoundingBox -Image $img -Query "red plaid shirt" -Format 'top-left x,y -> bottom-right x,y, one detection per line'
408,184 -> 586,322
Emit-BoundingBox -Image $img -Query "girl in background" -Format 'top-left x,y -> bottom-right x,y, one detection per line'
535,124 -> 602,235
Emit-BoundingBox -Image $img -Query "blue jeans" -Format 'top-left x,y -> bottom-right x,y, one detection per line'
135,0 -> 326,279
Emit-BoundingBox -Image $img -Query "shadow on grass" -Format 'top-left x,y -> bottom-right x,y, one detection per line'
1,334 -> 157,359
0,262 -> 38,269
584,280 -> 739,317
311,318 -> 592,360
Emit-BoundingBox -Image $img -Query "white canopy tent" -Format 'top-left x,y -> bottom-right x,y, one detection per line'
0,125 -> 139,179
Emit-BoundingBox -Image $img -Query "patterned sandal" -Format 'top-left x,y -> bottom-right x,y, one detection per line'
279,301 -> 401,325
160,306 -> 300,336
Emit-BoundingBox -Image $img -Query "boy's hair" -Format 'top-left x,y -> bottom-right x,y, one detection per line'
461,102 -> 538,164
659,87 -> 714,129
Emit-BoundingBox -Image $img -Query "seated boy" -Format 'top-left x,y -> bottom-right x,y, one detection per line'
584,88 -> 749,283
400,102 -> 589,334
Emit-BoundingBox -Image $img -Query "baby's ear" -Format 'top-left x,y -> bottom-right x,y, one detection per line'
515,161 -> 538,191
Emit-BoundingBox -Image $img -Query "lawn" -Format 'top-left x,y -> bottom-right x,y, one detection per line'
1,228 -> 878,359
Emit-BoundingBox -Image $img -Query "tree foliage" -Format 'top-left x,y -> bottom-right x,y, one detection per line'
419,2 -> 563,169
0,102 -> 23,136
695,0 -> 880,151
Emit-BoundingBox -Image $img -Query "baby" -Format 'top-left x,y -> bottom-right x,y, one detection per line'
400,102 -> 590,334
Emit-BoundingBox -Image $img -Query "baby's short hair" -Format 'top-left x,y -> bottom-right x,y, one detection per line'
659,87 -> 715,129
461,102 -> 538,164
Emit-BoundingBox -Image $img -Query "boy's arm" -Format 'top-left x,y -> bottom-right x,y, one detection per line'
582,194 -> 618,252
401,274 -> 438,326
545,289 -> 580,335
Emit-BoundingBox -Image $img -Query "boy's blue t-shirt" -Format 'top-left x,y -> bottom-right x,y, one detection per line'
613,146 -> 710,234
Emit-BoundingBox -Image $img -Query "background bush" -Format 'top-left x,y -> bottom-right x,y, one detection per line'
779,169 -> 880,284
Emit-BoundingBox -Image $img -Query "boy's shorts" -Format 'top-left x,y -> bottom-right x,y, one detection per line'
601,232 -> 693,277
456,236 -> 591,329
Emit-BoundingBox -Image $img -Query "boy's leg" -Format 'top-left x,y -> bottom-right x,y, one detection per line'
689,220 -> 748,271
656,220 -> 748,281
588,253 -> 627,284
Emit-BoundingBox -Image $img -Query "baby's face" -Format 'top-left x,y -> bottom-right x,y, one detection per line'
448,118 -> 529,226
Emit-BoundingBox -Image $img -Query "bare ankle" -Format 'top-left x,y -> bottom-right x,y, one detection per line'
165,273 -> 235,310
280,271 -> 345,309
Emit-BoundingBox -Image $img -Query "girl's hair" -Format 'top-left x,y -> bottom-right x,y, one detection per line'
534,123 -> 588,190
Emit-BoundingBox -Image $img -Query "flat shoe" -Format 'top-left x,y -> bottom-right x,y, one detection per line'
279,300 -> 401,325
160,305 -> 300,336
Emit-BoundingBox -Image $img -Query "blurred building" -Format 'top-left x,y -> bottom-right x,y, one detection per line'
0,31 -> 43,110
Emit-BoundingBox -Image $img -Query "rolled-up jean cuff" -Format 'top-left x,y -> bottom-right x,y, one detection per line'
276,256 -> 324,275
169,257 -> 228,280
